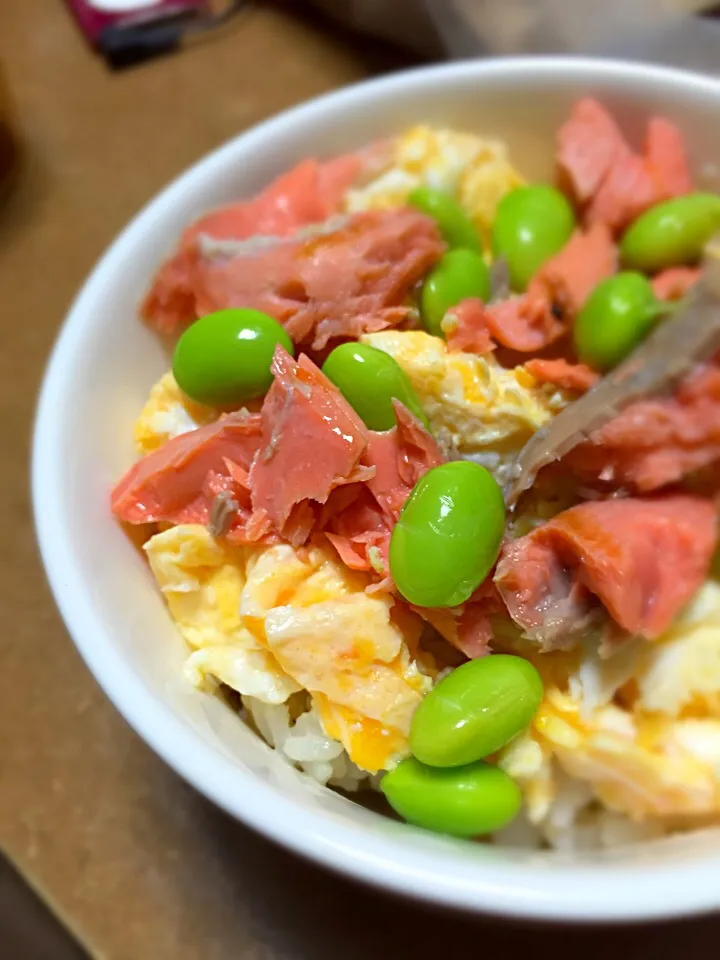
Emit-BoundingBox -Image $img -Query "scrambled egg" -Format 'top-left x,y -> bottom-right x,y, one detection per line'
345,125 -> 524,242
134,372 -> 217,455
499,582 -> 720,826
145,525 -> 299,704
362,330 -> 571,481
145,525 -> 432,772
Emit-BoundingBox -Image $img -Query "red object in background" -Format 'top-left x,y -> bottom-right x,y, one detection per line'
66,0 -> 208,43
65,0 -> 214,66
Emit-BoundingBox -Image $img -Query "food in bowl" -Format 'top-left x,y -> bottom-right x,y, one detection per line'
110,99 -> 720,851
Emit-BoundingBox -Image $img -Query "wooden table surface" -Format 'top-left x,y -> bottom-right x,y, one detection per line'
0,1 -> 717,956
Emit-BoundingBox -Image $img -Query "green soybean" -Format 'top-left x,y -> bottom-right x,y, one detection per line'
408,186 -> 482,252
620,193 -> 720,272
322,343 -> 428,430
492,185 -> 575,291
381,758 -> 521,837
573,272 -> 665,372
420,249 -> 492,338
389,461 -> 505,608
173,307 -> 294,407
410,656 -> 543,768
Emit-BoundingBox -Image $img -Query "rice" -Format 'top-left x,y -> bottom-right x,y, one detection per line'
492,768 -> 667,852
243,696 -> 376,793
243,692 -> 664,851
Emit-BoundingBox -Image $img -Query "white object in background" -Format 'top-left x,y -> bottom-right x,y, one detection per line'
426,0 -> 707,55
33,58 -> 720,923
307,0 -> 720,71
88,0 -> 163,11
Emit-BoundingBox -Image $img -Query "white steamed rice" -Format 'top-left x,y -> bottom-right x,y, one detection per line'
241,694 -> 663,850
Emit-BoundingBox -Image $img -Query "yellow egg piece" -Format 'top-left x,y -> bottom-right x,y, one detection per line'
146,527 -> 431,774
133,371 -> 217,455
240,541 -> 432,772
144,525 -> 300,704
345,125 -> 524,243
361,330 -> 572,484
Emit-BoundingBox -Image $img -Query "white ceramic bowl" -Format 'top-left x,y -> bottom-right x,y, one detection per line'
33,57 -> 720,923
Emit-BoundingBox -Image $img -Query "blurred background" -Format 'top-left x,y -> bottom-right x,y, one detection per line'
2,2 -> 720,957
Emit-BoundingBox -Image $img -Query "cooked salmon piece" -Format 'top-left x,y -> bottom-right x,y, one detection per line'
528,222 -> 617,318
442,298 -> 495,355
143,152 -> 383,336
443,296 -> 562,355
454,603 -> 494,658
644,117 -> 693,200
495,495 -> 717,645
557,99 -> 692,234
410,605 -> 492,659
525,358 -> 599,393
147,208 -> 443,350
182,156 -> 364,249
324,487 -> 391,574
325,530 -> 381,571
142,247 -> 201,338
323,402 -> 443,574
585,153 -> 657,233
111,412 -> 262,526
249,347 -> 371,533
568,358 -> 720,492
557,98 -> 631,204
364,401 -> 445,520
443,295 -> 565,355
485,296 -> 564,352
651,266 -> 701,302
410,580 -> 502,659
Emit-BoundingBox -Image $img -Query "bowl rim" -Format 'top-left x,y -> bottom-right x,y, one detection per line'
33,55 -> 720,923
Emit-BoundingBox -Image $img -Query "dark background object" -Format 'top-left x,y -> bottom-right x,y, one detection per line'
65,0 -> 248,67
0,855 -> 88,960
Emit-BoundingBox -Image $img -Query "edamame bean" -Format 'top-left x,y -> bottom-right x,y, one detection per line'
381,757 -> 521,837
173,307 -> 294,406
420,249 -> 491,337
322,343 -> 428,430
492,185 -> 575,291
389,461 -> 505,608
408,186 -> 482,252
620,193 -> 720,272
410,656 -> 543,767
573,272 -> 664,372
